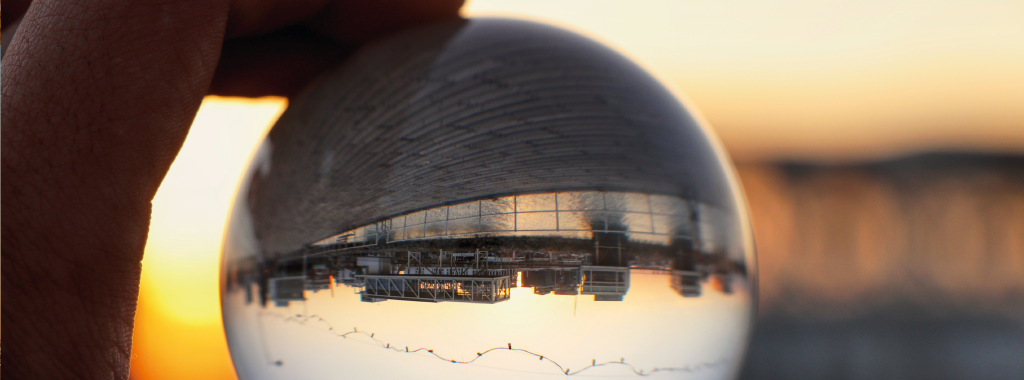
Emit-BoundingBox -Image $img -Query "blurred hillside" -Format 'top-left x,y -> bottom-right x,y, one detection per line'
737,153 -> 1024,380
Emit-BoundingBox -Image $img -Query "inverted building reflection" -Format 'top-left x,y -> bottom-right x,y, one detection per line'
224,191 -> 747,308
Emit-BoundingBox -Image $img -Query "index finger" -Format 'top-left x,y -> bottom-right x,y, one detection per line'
1,0 -> 461,378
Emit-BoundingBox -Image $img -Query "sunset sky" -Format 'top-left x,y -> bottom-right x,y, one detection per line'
466,0 -> 1024,161
129,1 -> 1023,379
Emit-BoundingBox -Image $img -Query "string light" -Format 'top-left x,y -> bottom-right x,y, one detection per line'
265,312 -> 728,376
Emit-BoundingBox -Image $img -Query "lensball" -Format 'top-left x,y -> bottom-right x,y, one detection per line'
221,18 -> 756,380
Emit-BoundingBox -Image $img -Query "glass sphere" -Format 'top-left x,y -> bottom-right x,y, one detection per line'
221,18 -> 756,380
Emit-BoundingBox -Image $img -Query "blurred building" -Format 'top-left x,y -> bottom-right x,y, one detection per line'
268,276 -> 305,308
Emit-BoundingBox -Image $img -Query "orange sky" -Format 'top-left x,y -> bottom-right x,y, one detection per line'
131,98 -> 286,380
131,2 -> 1023,379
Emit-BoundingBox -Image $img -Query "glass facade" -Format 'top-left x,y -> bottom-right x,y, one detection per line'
310,191 -> 731,251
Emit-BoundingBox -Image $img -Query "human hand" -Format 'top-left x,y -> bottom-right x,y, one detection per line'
1,0 -> 462,378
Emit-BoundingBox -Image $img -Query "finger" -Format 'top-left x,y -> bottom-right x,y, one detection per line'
226,0 -> 328,38
214,0 -> 463,98
210,26 -> 357,98
2,0 -> 465,378
1,17 -> 23,57
304,0 -> 465,42
1,0 -> 32,30
226,0 -> 464,42
2,0 -> 233,377
216,0 -> 464,98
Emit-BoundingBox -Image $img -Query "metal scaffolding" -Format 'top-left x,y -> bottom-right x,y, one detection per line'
580,266 -> 630,301
356,274 -> 512,303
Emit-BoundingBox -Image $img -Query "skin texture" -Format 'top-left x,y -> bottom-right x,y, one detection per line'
0,0 -> 463,378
